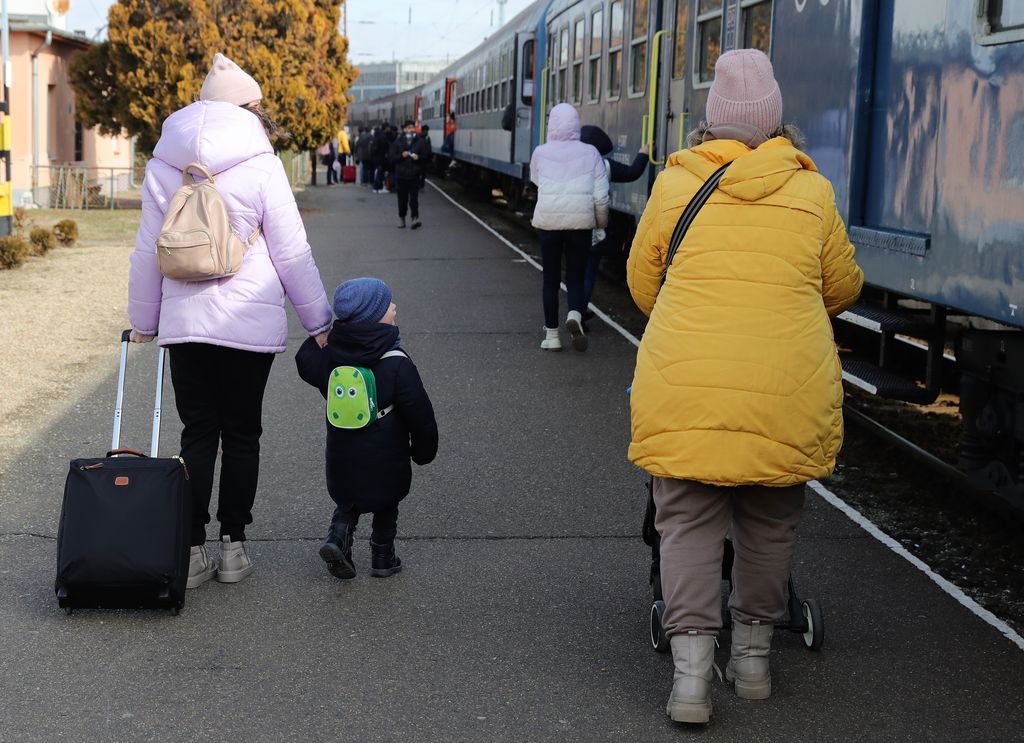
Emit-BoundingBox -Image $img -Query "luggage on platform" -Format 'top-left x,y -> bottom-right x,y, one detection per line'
55,330 -> 191,614
342,164 -> 357,183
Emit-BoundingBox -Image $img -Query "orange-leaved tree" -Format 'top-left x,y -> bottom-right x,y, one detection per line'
69,0 -> 355,154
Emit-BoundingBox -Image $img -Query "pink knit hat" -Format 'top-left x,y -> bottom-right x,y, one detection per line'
200,53 -> 262,106
705,49 -> 782,135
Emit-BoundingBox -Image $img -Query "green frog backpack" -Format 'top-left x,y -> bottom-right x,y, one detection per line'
327,350 -> 407,430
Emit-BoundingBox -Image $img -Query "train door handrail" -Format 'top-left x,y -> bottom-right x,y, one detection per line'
539,64 -> 550,143
646,29 -> 671,165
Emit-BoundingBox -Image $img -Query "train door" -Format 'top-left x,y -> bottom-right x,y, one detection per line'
852,0 -> 939,246
515,33 -> 536,163
658,0 -> 689,166
414,95 -> 423,133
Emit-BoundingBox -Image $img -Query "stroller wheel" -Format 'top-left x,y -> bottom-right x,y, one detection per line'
650,601 -> 670,653
801,599 -> 824,650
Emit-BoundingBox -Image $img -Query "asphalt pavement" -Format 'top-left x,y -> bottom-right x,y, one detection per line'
2,181 -> 1022,742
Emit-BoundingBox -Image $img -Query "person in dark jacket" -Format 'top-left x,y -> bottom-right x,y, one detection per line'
579,125 -> 649,319
388,120 -> 431,228
372,125 -> 391,193
417,124 -> 433,191
296,278 -> 438,579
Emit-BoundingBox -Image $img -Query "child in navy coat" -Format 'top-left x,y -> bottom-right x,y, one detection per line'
296,278 -> 438,578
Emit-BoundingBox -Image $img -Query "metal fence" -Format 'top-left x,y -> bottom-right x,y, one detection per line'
30,166 -> 145,209
29,152 -> 314,210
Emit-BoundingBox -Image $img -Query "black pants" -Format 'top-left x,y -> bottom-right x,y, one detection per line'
325,156 -> 338,184
332,503 -> 399,544
538,229 -> 590,329
168,343 -> 275,546
396,177 -> 419,219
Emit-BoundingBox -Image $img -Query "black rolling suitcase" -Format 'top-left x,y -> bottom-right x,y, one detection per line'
55,330 -> 191,614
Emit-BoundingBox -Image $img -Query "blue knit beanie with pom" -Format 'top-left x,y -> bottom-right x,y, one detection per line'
332,277 -> 392,323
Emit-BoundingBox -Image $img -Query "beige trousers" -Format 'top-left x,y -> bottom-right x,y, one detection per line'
653,477 -> 806,637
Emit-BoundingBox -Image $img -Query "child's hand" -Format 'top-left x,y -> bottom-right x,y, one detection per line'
314,332 -> 328,349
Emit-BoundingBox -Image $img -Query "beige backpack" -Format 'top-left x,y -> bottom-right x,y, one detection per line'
156,162 -> 260,281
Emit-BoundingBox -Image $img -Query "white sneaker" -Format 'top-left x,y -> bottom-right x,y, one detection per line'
216,535 -> 254,583
187,544 -> 218,589
540,326 -> 562,351
565,310 -> 588,352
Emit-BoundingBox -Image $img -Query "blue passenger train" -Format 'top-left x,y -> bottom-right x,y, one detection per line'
349,0 -> 1024,506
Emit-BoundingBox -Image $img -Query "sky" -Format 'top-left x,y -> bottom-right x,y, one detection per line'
65,0 -> 538,63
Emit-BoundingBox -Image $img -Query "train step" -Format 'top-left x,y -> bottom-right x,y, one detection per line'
836,302 -> 934,337
841,358 -> 935,403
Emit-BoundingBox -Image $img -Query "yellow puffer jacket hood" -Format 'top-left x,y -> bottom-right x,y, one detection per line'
626,138 -> 863,486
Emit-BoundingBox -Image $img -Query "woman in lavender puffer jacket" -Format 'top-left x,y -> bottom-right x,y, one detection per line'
529,103 -> 609,353
128,54 -> 333,588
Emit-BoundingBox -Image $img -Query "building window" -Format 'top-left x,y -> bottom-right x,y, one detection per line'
696,0 -> 723,84
672,2 -> 688,79
629,0 -> 649,94
608,0 -> 624,99
588,8 -> 603,102
741,0 -> 772,54
571,17 -> 585,104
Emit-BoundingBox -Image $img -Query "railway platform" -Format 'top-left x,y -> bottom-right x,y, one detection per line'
1,182 -> 1022,742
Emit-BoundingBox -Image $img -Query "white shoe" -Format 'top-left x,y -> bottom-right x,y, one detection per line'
216,535 -> 254,583
540,326 -> 562,351
565,310 -> 588,352
186,544 -> 218,589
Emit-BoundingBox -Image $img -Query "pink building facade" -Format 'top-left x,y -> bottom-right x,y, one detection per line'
2,11 -> 133,207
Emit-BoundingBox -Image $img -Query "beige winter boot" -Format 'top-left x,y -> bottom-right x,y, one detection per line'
726,619 -> 773,699
666,631 -> 718,724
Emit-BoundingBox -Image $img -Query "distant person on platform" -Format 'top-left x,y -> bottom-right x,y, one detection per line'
417,124 -> 433,191
442,112 -> 456,156
389,120 -> 430,229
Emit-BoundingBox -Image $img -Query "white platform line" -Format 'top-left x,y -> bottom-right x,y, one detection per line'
808,481 -> 1024,651
426,180 -> 642,348
430,179 -> 1023,651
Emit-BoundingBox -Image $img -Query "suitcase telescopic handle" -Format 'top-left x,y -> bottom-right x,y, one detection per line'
112,330 -> 166,456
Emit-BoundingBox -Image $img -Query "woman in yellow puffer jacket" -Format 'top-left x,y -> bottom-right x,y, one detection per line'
627,50 -> 863,725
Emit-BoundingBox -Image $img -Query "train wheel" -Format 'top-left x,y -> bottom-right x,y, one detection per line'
650,600 -> 670,653
801,599 -> 824,650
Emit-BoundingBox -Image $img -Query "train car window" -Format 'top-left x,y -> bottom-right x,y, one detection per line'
672,2 -> 688,79
740,0 -> 772,55
559,26 -> 570,103
548,31 -> 557,111
629,0 -> 650,95
522,39 -> 535,105
608,0 -> 624,99
980,0 -> 1024,43
696,0 -> 723,84
589,7 -> 604,102
572,18 -> 585,104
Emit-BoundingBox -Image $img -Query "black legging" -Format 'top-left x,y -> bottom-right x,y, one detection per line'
538,229 -> 590,328
169,343 -> 274,545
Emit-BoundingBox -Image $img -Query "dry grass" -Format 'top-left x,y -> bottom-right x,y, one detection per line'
0,209 -> 140,474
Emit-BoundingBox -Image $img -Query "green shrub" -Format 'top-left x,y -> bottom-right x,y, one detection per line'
53,219 -> 79,247
0,235 -> 31,269
29,227 -> 56,255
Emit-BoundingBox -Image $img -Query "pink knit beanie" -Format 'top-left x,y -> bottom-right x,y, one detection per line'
200,53 -> 262,106
705,49 -> 782,135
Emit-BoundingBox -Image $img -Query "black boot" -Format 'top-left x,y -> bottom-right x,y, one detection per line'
370,540 -> 402,577
319,522 -> 356,579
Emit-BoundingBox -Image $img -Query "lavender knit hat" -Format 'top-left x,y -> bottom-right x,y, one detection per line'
705,49 -> 782,135
200,53 -> 262,107
333,278 -> 392,324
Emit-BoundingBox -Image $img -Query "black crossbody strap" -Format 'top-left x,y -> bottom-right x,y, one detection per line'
660,162 -> 730,285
